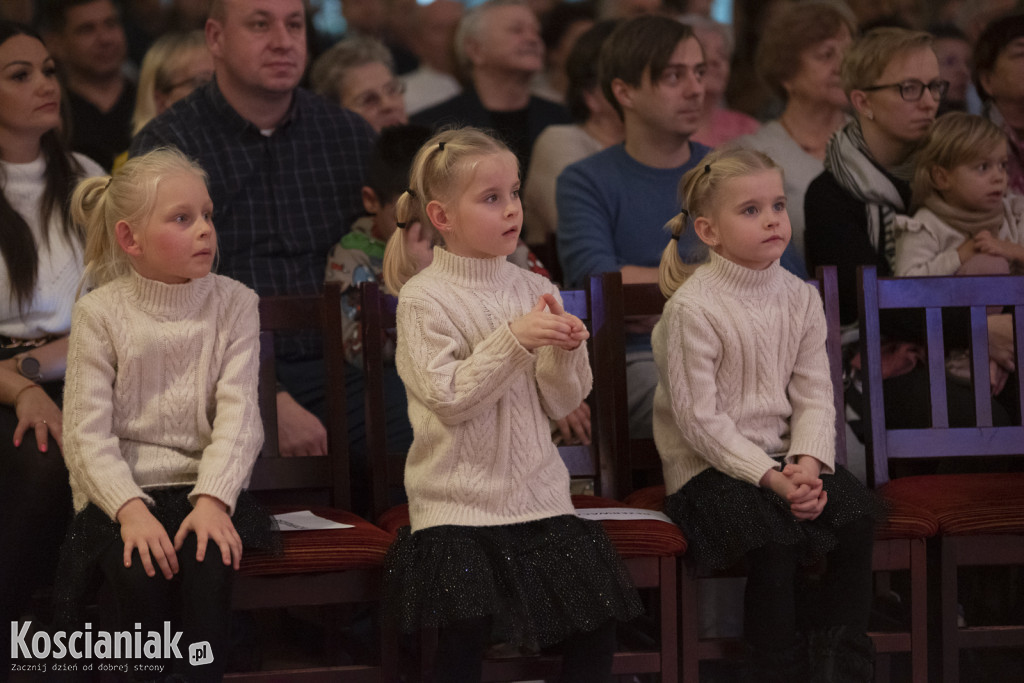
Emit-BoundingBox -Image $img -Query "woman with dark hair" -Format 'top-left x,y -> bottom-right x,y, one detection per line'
974,13 -> 1024,195
0,21 -> 103,676
523,19 -> 623,247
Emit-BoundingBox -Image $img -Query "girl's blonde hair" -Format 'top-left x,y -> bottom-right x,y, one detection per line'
659,147 -> 782,298
72,147 -> 210,291
132,31 -> 209,135
911,112 -> 1008,210
382,127 -> 514,293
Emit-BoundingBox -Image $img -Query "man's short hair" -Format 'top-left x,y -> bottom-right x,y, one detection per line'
598,15 -> 695,118
36,0 -> 116,33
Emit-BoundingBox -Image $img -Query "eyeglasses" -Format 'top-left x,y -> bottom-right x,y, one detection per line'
860,78 -> 949,102
349,80 -> 406,111
162,71 -> 213,94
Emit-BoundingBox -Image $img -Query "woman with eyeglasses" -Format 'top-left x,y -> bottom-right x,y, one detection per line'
310,35 -> 409,133
112,30 -> 213,171
805,27 -> 945,325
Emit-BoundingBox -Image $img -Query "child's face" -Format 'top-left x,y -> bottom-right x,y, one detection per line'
128,172 -> 217,284
696,169 -> 791,271
938,141 -> 1009,214
431,152 -> 522,260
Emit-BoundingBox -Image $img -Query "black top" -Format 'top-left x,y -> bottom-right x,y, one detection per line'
804,168 -> 912,325
66,80 -> 136,171
412,88 -> 570,182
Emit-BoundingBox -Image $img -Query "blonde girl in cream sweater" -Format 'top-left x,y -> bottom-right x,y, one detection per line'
56,148 -> 275,682
652,147 -> 879,683
380,127 -> 641,683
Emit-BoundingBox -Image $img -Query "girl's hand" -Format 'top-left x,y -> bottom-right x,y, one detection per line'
403,221 -> 435,274
117,498 -> 179,579
555,401 -> 591,445
13,385 -> 63,452
957,236 -> 977,264
174,495 -> 243,569
509,294 -> 574,351
973,230 -> 1017,260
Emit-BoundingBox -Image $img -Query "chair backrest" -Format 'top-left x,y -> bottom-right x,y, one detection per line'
360,280 -> 601,520
857,266 -> 1024,486
247,282 -> 352,509
589,266 -> 845,498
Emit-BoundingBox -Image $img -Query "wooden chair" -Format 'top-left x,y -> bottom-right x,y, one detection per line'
857,266 -> 1024,683
226,282 -> 397,682
592,267 -> 935,683
359,279 -> 685,682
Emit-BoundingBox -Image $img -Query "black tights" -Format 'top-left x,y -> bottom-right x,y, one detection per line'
0,402 -> 70,681
99,534 -> 235,681
744,516 -> 875,652
434,617 -> 617,683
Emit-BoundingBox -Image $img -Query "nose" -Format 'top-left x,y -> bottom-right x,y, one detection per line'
267,19 -> 293,49
919,86 -> 939,110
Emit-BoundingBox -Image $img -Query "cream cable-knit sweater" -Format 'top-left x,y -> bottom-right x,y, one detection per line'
63,269 -> 263,519
396,247 -> 592,532
652,251 -> 836,497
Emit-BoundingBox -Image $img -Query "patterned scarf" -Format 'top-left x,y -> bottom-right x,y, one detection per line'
824,119 -> 913,270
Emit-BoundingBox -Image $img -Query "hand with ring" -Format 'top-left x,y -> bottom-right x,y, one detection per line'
13,385 -> 63,453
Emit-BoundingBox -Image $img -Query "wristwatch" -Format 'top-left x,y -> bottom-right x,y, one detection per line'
15,353 -> 42,382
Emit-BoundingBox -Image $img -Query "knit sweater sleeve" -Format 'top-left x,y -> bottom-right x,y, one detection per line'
63,295 -> 152,520
785,287 -> 837,473
663,299 -> 782,485
396,293 -> 536,426
534,288 -> 592,420
190,283 -> 263,513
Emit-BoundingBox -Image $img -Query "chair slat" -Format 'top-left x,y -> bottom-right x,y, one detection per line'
925,307 -> 949,429
970,306 -> 992,427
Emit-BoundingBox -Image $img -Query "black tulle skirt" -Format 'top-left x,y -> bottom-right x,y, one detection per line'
664,462 -> 885,574
53,486 -> 280,624
383,514 -> 644,649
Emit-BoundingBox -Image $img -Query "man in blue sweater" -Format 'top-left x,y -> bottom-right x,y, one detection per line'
556,15 -> 710,439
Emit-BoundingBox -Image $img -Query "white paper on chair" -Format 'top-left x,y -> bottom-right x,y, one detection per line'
575,507 -> 673,524
273,510 -> 354,531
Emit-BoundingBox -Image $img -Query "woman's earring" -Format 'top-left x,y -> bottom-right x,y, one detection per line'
866,111 -> 874,121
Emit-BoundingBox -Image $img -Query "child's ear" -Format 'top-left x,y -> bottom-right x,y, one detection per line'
931,166 -> 952,192
361,186 -> 381,215
425,200 -> 451,234
115,220 -> 143,256
692,216 -> 718,248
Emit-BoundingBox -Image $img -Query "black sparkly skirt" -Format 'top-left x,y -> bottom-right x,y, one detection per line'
383,514 -> 644,649
664,462 -> 885,574
53,486 -> 280,624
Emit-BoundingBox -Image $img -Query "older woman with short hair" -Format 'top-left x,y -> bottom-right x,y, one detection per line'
310,36 -> 409,132
735,0 -> 856,276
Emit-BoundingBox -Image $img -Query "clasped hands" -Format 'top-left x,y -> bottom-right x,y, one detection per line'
116,494 -> 243,579
509,293 -> 588,352
760,457 -> 827,521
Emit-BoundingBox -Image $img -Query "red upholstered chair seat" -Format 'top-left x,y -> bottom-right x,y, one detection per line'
371,496 -> 686,559
239,505 -> 395,576
623,484 -> 666,511
882,473 -> 1024,536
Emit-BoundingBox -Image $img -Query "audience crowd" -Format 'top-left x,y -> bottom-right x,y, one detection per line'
5,0 -> 1024,677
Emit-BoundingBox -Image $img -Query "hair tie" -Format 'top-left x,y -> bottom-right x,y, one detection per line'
406,188 -> 416,198
438,141 -> 445,151
396,221 -> 408,229
703,164 -> 711,175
